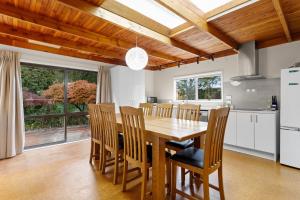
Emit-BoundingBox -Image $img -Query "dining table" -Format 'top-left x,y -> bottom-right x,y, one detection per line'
116,115 -> 208,199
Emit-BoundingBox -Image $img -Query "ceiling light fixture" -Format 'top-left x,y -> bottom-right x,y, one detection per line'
125,35 -> 148,71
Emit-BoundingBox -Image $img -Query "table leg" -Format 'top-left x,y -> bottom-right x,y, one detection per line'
152,136 -> 167,200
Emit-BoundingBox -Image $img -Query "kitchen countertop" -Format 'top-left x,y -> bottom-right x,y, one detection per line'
230,109 -> 279,114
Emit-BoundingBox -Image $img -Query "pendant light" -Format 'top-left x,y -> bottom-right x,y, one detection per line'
125,35 -> 148,71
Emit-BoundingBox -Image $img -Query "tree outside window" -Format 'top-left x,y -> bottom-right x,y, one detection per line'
176,78 -> 195,100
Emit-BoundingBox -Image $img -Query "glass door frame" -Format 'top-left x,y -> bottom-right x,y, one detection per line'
22,62 -> 96,149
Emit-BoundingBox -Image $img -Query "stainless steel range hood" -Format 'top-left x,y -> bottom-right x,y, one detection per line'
231,41 -> 265,81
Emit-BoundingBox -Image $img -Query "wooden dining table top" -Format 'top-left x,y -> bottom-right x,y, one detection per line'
116,114 -> 208,141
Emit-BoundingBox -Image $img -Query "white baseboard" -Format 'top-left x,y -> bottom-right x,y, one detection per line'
224,144 -> 277,161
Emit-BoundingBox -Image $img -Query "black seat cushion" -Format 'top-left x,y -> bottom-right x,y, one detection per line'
166,139 -> 194,149
146,145 -> 171,163
118,134 -> 124,149
171,147 -> 204,168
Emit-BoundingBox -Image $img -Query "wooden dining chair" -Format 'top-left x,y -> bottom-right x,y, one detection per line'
120,106 -> 171,200
88,104 -> 103,170
166,104 -> 201,185
100,103 -> 124,185
155,103 -> 173,118
171,107 -> 230,200
139,103 -> 154,116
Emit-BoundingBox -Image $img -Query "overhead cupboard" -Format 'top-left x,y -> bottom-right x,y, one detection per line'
224,110 -> 279,161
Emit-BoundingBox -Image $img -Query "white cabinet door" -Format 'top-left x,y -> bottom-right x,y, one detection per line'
254,113 -> 276,153
224,112 -> 237,145
236,112 -> 255,149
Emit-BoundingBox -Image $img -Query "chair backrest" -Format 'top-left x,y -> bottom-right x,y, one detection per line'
176,104 -> 201,121
156,103 -> 173,118
204,107 -> 230,169
120,106 -> 147,165
99,103 -> 119,151
139,103 -> 153,116
88,104 -> 102,141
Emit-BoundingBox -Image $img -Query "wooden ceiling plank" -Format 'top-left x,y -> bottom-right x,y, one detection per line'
272,0 -> 292,42
0,34 -> 125,65
156,0 -> 239,51
169,22 -> 194,37
0,3 -> 178,62
57,0 -> 211,58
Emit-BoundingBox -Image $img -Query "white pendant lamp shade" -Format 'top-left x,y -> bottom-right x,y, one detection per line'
125,47 -> 148,70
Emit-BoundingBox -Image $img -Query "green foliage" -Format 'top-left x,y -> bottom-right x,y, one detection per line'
198,76 -> 221,100
176,78 -> 195,100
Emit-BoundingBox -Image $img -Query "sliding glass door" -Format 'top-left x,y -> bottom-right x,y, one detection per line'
21,63 -> 97,148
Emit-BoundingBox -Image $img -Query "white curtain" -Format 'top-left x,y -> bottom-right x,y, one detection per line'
0,51 -> 25,159
96,66 -> 112,103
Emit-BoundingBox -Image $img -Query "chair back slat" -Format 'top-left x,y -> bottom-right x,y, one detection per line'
88,104 -> 102,141
156,103 -> 173,118
139,103 -> 153,116
176,104 -> 201,121
204,107 -> 230,169
100,103 -> 118,151
120,106 -> 146,164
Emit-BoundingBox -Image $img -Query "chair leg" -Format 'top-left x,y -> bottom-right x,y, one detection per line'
113,152 -> 119,185
146,168 -> 150,180
89,140 -> 94,164
218,167 -> 225,200
101,150 -> 107,175
171,161 -> 177,200
181,167 -> 185,186
203,175 -> 210,200
166,158 -> 171,195
122,160 -> 128,192
141,167 -> 147,200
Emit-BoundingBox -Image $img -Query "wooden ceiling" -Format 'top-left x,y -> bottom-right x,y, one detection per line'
0,0 -> 299,70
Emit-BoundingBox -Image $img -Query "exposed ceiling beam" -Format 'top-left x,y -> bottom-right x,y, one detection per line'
0,34 -> 125,65
257,33 -> 300,49
0,23 -> 127,59
169,22 -> 194,37
0,3 -> 178,62
101,0 -> 170,36
151,49 -> 237,70
57,0 -> 211,58
156,0 -> 239,51
205,0 -> 256,20
95,0 -> 106,6
272,0 -> 292,42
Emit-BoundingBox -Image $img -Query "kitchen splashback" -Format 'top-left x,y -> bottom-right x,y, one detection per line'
224,78 -> 280,109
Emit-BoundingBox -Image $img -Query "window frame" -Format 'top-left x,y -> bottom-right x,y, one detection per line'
173,71 -> 223,103
21,62 -> 98,149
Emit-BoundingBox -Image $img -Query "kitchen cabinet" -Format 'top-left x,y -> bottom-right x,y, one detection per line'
224,111 -> 237,145
254,114 -> 276,153
236,112 -> 255,148
224,110 -> 278,161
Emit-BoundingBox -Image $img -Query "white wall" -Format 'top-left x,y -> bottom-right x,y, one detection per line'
110,66 -> 146,112
152,41 -> 300,102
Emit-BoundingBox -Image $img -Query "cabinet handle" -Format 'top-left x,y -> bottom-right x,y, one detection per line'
256,115 -> 258,123
250,115 -> 252,122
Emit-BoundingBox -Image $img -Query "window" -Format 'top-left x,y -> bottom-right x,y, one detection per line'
116,0 -> 186,29
191,0 -> 232,13
175,78 -> 195,100
174,72 -> 223,102
21,63 -> 97,148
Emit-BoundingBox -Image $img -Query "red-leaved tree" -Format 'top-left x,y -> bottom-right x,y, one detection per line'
43,80 -> 96,112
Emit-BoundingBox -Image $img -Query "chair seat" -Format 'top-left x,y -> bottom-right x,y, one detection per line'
166,139 -> 194,149
118,134 -> 124,149
146,145 -> 171,163
171,147 -> 204,168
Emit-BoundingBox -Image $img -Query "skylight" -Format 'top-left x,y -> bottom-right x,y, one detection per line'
191,0 -> 232,13
116,0 -> 186,29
